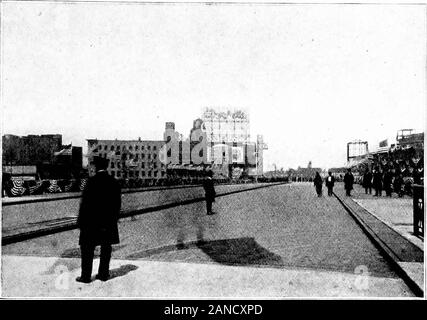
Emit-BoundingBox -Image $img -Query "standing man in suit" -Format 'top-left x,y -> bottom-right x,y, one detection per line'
373,167 -> 383,197
203,170 -> 216,215
325,171 -> 335,196
76,156 -> 121,283
344,168 -> 354,196
362,169 -> 373,195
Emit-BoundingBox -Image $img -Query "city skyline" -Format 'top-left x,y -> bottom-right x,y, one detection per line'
2,3 -> 425,171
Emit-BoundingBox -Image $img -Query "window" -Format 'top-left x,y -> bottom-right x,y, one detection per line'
141,163 -> 145,169
116,146 -> 120,151
129,146 -> 133,151
110,145 -> 115,151
153,146 -> 157,151
148,154 -> 151,160
148,146 -> 151,151
148,171 -> 152,177
141,146 -> 145,151
135,145 -> 139,151
153,154 -> 157,159
141,154 -> 145,159
104,145 -> 108,151
111,162 -> 115,169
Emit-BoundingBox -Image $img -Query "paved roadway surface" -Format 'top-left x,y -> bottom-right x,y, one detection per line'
2,183 -> 270,236
2,183 -> 415,297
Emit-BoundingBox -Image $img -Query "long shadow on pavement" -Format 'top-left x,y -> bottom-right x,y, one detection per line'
126,237 -> 284,268
197,237 -> 284,267
108,264 -> 139,281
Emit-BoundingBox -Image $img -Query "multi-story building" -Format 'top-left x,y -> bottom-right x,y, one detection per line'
2,134 -> 82,179
2,134 -> 62,166
200,108 -> 265,178
86,138 -> 166,180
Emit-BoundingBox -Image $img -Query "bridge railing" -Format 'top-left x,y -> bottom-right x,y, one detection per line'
413,184 -> 424,238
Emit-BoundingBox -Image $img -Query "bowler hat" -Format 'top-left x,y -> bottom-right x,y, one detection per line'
91,156 -> 109,170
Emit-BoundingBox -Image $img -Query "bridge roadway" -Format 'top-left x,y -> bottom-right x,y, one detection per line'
2,183 -> 272,238
2,183 -> 415,297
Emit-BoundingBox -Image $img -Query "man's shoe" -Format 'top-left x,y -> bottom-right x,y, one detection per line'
95,274 -> 110,282
76,276 -> 91,284
207,211 -> 216,215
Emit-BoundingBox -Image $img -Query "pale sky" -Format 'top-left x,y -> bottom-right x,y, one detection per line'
1,2 -> 425,170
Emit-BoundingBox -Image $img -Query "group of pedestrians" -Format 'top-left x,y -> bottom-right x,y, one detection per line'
313,168 -> 355,197
362,167 -> 406,197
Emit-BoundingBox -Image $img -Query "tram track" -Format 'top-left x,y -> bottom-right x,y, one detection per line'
2,182 -> 288,246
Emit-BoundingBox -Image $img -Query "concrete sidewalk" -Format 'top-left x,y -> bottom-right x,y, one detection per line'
350,184 -> 423,250
333,183 -> 424,297
1,255 -> 414,298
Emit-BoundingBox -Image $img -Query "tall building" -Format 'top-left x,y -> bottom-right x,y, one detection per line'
87,138 -> 166,180
200,108 -> 264,178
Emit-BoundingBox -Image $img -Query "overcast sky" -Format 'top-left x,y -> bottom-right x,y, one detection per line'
1,2 -> 425,170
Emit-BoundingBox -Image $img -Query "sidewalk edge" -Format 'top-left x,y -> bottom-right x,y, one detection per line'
333,192 -> 424,298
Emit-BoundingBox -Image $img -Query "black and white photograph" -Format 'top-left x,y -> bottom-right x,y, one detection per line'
0,0 -> 425,300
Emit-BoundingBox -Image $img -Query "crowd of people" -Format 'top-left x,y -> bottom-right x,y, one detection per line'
360,148 -> 423,197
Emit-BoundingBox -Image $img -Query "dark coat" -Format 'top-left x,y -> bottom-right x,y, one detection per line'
325,175 -> 335,188
313,175 -> 323,187
344,172 -> 354,190
203,177 -> 216,201
383,172 -> 393,190
362,172 -> 372,188
77,171 -> 121,246
372,172 -> 383,189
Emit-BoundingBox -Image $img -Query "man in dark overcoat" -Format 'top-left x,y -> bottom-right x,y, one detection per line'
76,156 -> 121,283
325,171 -> 335,196
202,170 -> 216,215
344,168 -> 354,196
362,169 -> 373,195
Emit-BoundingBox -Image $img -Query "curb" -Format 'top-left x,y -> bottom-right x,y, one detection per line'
1,184 -> 201,206
2,182 -> 288,246
334,191 -> 424,297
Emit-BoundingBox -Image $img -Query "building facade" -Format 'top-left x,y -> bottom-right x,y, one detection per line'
2,134 -> 82,179
2,134 -> 62,166
87,138 -> 166,180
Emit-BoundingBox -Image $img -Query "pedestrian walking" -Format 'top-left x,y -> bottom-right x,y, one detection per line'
325,171 -> 335,196
362,169 -> 372,195
373,168 -> 383,197
313,172 -> 323,197
343,168 -> 354,196
76,156 -> 121,283
203,170 -> 216,215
